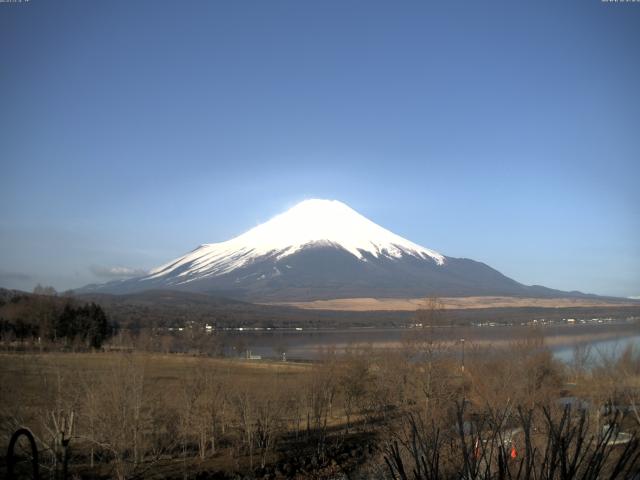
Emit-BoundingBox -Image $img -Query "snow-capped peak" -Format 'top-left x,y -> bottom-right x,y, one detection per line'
146,199 -> 445,283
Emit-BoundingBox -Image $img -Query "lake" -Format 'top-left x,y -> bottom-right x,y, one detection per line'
222,320 -> 640,362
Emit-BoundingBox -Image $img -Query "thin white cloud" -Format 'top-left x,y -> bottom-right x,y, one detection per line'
90,265 -> 147,279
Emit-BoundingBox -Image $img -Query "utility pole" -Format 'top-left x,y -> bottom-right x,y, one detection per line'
460,338 -> 465,373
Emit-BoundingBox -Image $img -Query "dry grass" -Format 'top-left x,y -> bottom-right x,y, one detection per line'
0,352 -> 310,415
270,296 -> 638,311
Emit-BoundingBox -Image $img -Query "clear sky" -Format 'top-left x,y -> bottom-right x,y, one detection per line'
1,1 -> 638,297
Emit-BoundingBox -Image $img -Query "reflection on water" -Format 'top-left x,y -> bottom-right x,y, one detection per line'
223,321 -> 639,362
552,335 -> 640,363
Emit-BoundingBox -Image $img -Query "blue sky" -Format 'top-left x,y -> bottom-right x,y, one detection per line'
1,0 -> 638,297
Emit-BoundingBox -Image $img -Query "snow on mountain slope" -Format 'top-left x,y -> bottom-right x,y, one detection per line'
145,199 -> 445,285
79,199 -> 593,301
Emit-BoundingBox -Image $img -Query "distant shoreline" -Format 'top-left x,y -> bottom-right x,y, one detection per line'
270,295 -> 640,311
225,321 -> 640,361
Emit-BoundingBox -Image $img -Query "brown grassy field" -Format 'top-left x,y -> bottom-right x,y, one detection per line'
270,295 -> 639,311
0,352 -> 311,412
0,353 -> 319,478
2,344 -> 639,479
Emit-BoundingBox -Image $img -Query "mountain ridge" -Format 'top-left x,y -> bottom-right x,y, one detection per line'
79,199 -> 605,301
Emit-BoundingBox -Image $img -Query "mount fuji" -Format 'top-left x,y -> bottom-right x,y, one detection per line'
81,199 -> 582,301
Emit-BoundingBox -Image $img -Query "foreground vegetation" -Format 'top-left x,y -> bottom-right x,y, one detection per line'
1,289 -> 639,478
1,331 -> 640,479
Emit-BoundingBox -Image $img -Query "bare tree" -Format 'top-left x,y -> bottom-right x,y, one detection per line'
83,355 -> 160,480
254,382 -> 285,468
338,347 -> 371,433
570,343 -> 593,383
386,401 -> 640,480
305,349 -> 338,459
232,387 -> 257,469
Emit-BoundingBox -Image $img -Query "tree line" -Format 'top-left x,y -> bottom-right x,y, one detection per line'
0,287 -> 115,349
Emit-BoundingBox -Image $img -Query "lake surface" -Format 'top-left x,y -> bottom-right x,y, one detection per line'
223,320 -> 640,362
552,334 -> 640,363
